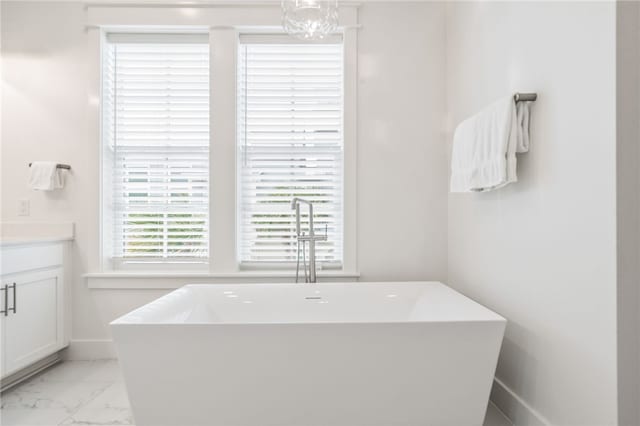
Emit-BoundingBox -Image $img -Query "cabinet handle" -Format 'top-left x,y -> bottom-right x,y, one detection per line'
9,283 -> 16,314
1,285 -> 7,316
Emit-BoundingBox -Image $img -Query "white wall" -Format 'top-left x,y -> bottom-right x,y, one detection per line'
0,2 -> 109,350
0,2 -> 447,351
357,3 -> 447,282
446,2 -> 618,424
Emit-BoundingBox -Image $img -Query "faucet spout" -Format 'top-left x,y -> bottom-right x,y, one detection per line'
291,197 -> 312,209
290,197 -> 299,210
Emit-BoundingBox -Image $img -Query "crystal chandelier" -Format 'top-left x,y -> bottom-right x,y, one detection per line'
282,0 -> 338,41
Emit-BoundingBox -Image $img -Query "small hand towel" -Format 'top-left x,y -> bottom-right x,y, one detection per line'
29,162 -> 63,191
450,96 -> 519,193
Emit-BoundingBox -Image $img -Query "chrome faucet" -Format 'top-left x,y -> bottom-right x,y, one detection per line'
291,197 -> 327,283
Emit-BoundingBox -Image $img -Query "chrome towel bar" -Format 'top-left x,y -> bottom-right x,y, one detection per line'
514,93 -> 538,102
28,163 -> 71,170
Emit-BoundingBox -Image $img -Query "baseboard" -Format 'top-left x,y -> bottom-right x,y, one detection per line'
1,352 -> 63,392
490,377 -> 551,426
63,339 -> 117,360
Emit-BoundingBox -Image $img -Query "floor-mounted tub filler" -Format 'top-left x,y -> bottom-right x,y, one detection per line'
111,282 -> 506,426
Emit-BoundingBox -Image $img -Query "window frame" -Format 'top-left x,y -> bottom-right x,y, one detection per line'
100,31 -> 211,270
91,5 -> 358,276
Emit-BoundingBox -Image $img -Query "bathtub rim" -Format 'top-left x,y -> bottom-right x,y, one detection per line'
110,281 -> 507,326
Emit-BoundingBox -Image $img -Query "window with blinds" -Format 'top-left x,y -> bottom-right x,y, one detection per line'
237,35 -> 344,266
102,33 -> 210,261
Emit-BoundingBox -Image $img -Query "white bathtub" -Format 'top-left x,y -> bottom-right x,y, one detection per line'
111,281 -> 506,426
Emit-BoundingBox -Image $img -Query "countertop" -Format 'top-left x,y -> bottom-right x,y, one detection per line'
0,222 -> 75,247
0,236 -> 74,247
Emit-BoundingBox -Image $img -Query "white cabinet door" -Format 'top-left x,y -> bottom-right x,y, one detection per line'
3,268 -> 64,376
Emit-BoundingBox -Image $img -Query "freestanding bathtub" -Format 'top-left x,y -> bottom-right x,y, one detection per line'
111,281 -> 506,426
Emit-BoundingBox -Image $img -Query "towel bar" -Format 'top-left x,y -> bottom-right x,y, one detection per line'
28,163 -> 71,170
514,93 -> 537,102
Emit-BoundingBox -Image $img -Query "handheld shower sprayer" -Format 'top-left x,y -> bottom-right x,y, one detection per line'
291,197 -> 327,283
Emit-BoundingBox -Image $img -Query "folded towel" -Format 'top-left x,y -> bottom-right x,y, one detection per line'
450,96 -> 523,193
29,162 -> 63,191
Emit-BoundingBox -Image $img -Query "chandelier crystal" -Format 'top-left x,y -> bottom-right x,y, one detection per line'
282,0 -> 338,41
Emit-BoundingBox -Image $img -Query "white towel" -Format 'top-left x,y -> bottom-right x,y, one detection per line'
516,100 -> 532,153
28,162 -> 64,191
450,96 -> 524,193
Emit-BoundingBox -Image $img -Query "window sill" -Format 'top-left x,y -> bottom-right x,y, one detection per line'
85,270 -> 361,289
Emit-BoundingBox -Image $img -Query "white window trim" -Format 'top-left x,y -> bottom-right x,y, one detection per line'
85,270 -> 360,290
88,4 -> 359,276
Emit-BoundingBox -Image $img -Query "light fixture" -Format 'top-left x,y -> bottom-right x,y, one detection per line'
282,0 -> 338,41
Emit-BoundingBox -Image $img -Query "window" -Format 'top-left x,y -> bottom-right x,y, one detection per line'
102,33 -> 210,262
237,35 -> 344,266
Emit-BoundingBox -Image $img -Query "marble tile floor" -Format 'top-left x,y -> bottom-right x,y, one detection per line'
1,360 -> 512,426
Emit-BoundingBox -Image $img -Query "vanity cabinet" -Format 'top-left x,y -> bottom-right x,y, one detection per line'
0,242 -> 69,380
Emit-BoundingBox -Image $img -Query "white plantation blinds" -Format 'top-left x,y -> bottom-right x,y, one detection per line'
103,34 -> 210,260
237,36 -> 344,265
